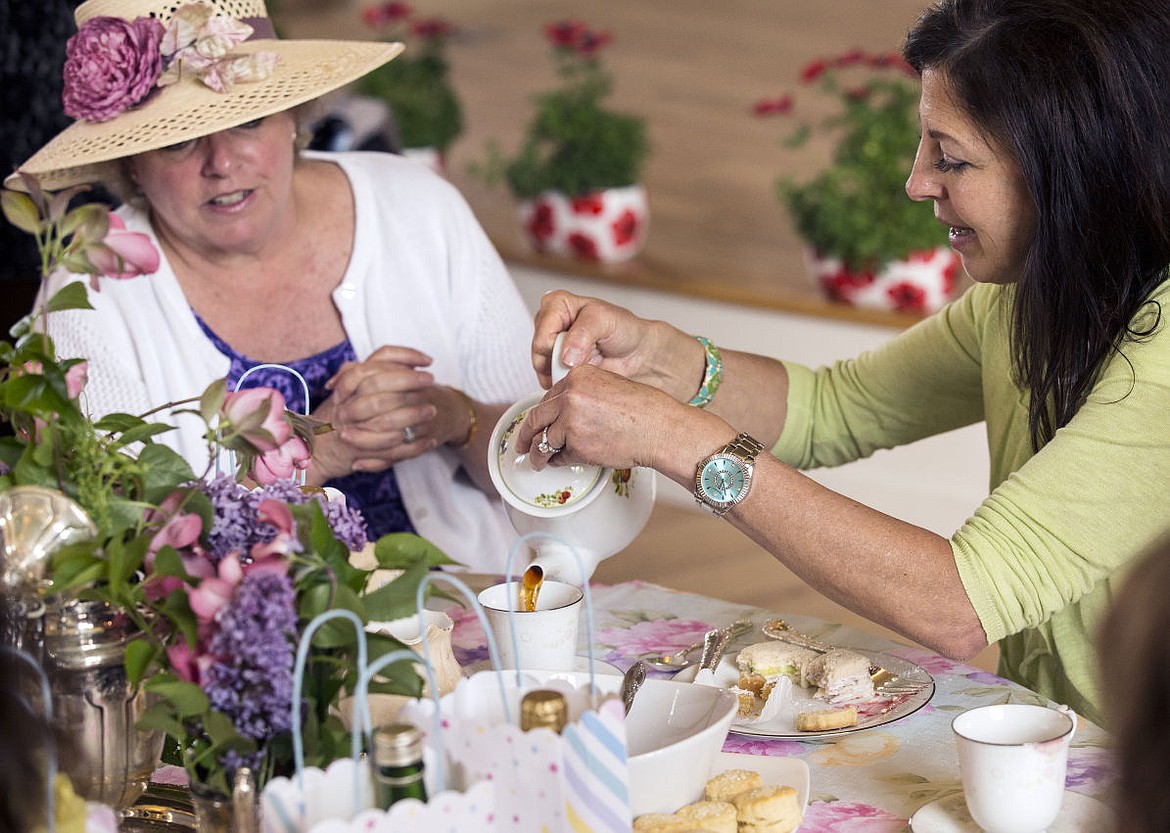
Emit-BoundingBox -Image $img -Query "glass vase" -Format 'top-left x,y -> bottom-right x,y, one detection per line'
190,769 -> 259,833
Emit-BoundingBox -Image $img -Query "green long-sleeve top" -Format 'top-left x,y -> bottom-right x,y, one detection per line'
773,278 -> 1170,724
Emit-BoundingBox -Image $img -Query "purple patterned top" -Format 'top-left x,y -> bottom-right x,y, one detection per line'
195,316 -> 415,541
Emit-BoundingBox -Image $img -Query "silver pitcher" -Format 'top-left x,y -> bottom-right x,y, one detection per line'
40,596 -> 164,809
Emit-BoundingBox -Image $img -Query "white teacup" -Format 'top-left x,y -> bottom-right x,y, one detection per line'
477,580 -> 584,670
952,703 -> 1076,833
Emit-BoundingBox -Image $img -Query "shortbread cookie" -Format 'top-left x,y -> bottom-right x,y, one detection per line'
703,767 -> 762,802
675,799 -> 737,833
795,704 -> 858,732
732,784 -> 802,833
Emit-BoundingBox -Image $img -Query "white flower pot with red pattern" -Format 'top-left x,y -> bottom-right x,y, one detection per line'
807,245 -> 963,316
516,184 -> 649,264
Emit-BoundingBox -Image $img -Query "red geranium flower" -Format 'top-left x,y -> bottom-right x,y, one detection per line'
545,20 -> 587,48
753,95 -> 793,117
800,58 -> 829,84
412,17 -> 455,39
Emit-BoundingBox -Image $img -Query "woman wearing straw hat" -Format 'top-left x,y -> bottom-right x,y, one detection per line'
8,0 -> 538,569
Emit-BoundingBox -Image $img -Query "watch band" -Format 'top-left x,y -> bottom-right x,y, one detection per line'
723,432 -> 765,461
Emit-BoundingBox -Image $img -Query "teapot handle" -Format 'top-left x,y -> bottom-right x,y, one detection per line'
551,332 -> 570,385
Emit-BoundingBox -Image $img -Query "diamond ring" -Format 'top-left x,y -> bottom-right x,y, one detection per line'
537,426 -> 564,455
402,425 -> 417,444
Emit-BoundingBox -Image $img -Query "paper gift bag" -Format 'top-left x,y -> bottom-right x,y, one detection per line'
261,601 -> 499,833
400,670 -> 631,833
398,537 -> 633,833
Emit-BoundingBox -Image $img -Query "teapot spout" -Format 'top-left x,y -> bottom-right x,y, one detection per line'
528,539 -> 598,586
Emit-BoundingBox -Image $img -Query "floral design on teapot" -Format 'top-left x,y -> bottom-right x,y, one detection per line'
611,468 -> 632,497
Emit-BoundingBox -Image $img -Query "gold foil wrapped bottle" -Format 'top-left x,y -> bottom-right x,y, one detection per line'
519,689 -> 568,734
372,723 -> 428,809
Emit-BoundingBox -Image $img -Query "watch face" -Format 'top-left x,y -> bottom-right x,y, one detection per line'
699,456 -> 746,505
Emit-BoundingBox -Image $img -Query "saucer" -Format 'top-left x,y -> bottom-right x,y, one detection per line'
466,654 -> 623,676
910,790 -> 1114,832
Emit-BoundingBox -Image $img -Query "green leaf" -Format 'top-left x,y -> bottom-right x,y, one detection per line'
299,584 -> 367,647
124,637 -> 160,687
199,379 -> 226,425
135,701 -> 187,738
1,190 -> 40,234
361,561 -> 431,623
41,282 -> 94,314
146,676 -> 211,716
373,532 -> 458,570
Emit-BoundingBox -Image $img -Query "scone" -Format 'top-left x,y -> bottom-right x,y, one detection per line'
675,799 -> 737,833
632,813 -> 701,832
795,704 -> 858,731
732,784 -> 803,833
703,767 -> 763,802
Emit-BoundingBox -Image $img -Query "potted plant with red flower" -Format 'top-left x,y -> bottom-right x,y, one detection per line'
357,2 -> 463,172
473,20 -> 650,264
754,50 -> 960,315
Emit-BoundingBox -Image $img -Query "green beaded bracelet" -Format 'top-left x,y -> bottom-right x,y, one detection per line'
688,336 -> 723,408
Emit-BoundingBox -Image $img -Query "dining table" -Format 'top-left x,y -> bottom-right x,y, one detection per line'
443,577 -> 1118,832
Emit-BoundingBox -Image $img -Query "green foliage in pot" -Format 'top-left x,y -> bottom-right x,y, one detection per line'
755,50 -> 949,272
474,21 -> 649,200
358,4 -> 463,153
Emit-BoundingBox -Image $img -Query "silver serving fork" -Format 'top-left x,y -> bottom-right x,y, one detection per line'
762,618 -> 928,697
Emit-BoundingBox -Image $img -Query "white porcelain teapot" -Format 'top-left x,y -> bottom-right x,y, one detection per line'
487,336 -> 655,583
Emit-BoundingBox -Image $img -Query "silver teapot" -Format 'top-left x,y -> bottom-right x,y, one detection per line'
40,596 -> 165,809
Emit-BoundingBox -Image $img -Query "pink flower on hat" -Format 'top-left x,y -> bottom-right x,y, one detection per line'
62,15 -> 165,123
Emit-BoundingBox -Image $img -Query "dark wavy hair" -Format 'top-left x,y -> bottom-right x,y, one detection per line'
904,0 -> 1170,448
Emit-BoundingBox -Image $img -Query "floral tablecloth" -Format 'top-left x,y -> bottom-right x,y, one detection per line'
445,579 -> 1116,833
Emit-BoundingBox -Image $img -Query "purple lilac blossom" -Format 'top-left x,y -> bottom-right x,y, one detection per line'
62,16 -> 165,122
198,474 -> 367,561
203,570 -> 296,777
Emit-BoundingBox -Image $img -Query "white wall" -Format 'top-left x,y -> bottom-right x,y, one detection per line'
510,266 -> 990,538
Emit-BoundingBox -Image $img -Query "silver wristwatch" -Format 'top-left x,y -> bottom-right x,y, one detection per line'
694,432 -> 765,516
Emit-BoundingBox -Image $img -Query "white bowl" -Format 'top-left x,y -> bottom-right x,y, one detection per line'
625,678 -> 738,816
476,669 -> 736,816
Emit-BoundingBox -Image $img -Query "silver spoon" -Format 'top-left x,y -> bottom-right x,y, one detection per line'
638,619 -> 753,671
620,659 -> 648,715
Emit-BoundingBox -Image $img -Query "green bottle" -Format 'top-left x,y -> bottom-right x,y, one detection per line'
372,723 -> 428,808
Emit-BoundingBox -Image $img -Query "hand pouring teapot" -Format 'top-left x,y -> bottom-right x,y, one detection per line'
487,334 -> 655,584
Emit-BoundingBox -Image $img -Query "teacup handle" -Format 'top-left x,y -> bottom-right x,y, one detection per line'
1055,703 -> 1077,742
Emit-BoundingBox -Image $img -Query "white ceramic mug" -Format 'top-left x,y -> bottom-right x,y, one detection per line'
477,580 -> 584,670
952,703 -> 1076,833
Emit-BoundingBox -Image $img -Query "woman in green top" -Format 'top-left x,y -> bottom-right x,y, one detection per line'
513,0 -> 1170,725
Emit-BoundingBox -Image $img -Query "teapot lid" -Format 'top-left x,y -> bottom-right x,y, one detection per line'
494,410 -> 603,512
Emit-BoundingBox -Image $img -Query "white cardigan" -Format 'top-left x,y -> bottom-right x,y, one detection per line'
42,151 -> 538,571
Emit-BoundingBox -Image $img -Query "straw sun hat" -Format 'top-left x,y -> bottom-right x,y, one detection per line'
8,0 -> 403,191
